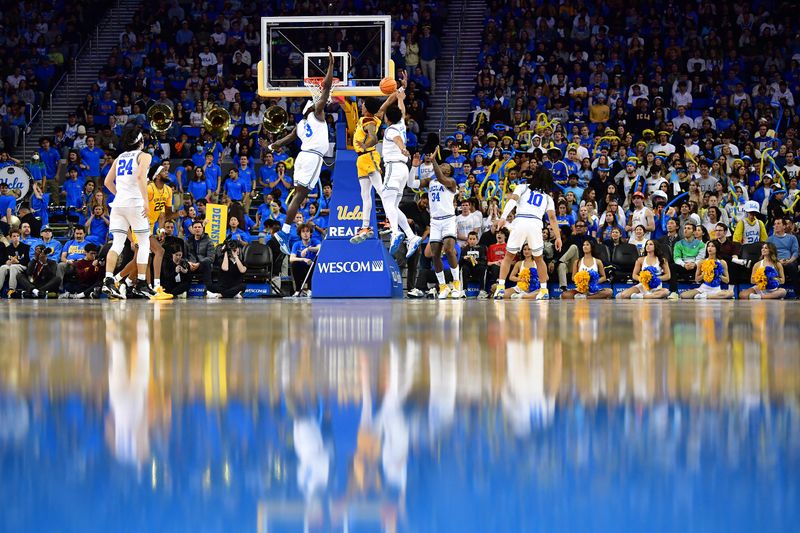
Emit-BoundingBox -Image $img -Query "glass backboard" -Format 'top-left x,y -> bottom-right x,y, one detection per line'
258,15 -> 393,98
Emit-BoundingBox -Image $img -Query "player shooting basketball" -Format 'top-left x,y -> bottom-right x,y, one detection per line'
270,47 -> 335,256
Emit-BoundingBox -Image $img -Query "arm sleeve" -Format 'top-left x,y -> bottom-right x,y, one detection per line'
407,166 -> 421,188
673,241 -> 685,265
732,220 -> 744,243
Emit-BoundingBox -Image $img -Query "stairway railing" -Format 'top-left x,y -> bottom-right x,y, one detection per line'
436,0 -> 467,140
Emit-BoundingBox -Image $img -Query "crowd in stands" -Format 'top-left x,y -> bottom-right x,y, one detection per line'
0,0 -> 109,152
0,0 -> 445,298
402,0 -> 800,299
3,0 -> 800,299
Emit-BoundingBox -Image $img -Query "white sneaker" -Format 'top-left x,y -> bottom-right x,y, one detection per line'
631,293 -> 644,299
574,293 -> 587,300
449,289 -> 466,299
694,293 -> 707,300
405,235 -> 423,259
206,290 -> 222,299
438,285 -> 452,299
749,293 -> 762,300
58,292 -> 70,299
407,288 -> 425,299
178,292 -> 187,299
118,283 -> 127,300
235,292 -> 244,299
667,292 -> 679,300
478,290 -> 489,299
534,288 -> 550,300
510,292 -> 523,299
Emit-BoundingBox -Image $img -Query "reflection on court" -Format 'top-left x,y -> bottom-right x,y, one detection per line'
0,301 -> 798,532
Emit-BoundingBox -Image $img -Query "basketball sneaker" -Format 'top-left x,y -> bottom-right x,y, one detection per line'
274,230 -> 291,255
407,288 -> 425,299
493,287 -> 505,300
152,286 -> 174,300
405,235 -> 422,259
535,288 -> 549,300
437,284 -> 452,299
389,233 -> 404,255
749,293 -> 762,300
510,292 -> 523,300
101,277 -> 124,299
350,227 -> 374,244
132,280 -> 157,299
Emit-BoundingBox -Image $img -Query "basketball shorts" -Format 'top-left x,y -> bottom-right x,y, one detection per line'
430,215 -> 457,244
382,161 -> 408,194
356,152 -> 381,177
109,205 -> 150,234
506,216 -> 543,255
294,151 -> 324,189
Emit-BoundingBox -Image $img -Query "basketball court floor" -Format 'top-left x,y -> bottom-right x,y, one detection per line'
0,300 -> 798,532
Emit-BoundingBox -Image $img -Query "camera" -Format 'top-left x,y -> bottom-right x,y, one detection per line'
219,238 -> 241,255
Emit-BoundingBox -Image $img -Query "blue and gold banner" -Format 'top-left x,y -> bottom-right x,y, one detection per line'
205,203 -> 228,245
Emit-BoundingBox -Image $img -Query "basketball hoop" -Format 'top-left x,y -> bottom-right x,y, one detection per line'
304,77 -> 343,104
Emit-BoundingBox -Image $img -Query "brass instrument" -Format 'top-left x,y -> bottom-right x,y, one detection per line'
147,103 -> 174,133
262,105 -> 289,134
203,106 -> 231,138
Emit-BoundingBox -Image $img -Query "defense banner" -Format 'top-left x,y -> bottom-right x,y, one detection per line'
205,203 -> 228,245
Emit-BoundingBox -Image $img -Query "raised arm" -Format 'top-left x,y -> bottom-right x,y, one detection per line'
376,92 -> 399,120
314,47 -> 335,120
431,156 -> 457,191
269,127 -> 298,151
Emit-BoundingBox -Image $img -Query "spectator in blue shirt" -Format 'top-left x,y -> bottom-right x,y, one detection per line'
30,181 -> 50,228
418,25 -> 441,91
237,154 -> 256,208
85,205 -> 110,245
289,223 -> 321,295
188,169 -> 210,203
269,163 -> 293,207
226,215 -> 251,244
223,168 -> 246,204
37,138 -> 60,180
201,154 -> 222,198
767,217 -> 799,293
33,226 -> 62,261
96,91 -> 116,116
258,152 -> 278,193
80,136 -> 105,179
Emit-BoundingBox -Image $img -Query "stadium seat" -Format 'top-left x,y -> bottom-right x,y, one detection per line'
243,242 -> 272,283
611,243 -> 640,280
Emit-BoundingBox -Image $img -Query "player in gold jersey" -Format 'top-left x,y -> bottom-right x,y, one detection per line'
143,165 -> 174,299
349,87 -> 401,244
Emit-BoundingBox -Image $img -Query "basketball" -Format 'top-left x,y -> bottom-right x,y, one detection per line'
379,77 -> 397,95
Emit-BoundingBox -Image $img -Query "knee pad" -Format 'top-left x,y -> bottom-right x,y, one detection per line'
110,231 -> 127,255
135,231 -> 151,264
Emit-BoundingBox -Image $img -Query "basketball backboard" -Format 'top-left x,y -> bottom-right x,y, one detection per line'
258,15 -> 394,98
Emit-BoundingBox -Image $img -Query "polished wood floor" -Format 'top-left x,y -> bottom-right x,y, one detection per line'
1,300 -> 798,403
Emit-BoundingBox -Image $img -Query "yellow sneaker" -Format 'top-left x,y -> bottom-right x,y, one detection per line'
437,284 -> 452,300
152,285 -> 174,300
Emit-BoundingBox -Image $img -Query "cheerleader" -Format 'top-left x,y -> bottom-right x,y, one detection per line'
504,244 -> 541,300
616,239 -> 671,299
560,240 -> 613,300
680,241 -> 734,299
738,242 -> 787,300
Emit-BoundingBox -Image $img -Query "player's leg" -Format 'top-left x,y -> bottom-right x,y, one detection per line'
528,223 -> 549,299
495,226 -> 524,299
351,165 -> 383,244
102,208 -> 130,299
148,235 -> 172,299
430,241 -> 450,298
442,237 -> 463,298
276,153 -> 317,253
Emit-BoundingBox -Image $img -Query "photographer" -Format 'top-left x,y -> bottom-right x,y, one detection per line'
161,248 -> 192,298
62,243 -> 104,298
14,244 -> 60,298
208,239 -> 247,298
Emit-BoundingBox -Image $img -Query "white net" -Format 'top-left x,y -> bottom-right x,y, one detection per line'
304,77 -> 342,104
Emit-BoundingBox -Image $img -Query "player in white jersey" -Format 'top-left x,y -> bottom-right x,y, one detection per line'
101,126 -> 157,299
493,166 -> 562,300
270,48 -> 334,255
380,88 -> 422,257
411,150 -> 464,298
